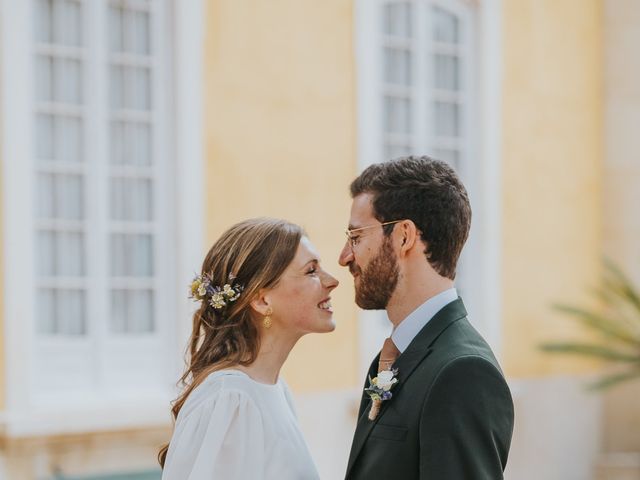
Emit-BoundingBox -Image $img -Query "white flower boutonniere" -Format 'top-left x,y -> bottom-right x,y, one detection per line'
364,368 -> 399,420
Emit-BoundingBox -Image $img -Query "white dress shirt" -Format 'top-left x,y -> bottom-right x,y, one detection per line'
391,287 -> 459,353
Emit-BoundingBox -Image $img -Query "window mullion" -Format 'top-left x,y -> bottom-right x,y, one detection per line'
416,1 -> 431,154
151,0 -> 173,348
85,0 -> 110,395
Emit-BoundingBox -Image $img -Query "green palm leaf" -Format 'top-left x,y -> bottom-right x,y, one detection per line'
541,260 -> 640,390
540,343 -> 640,362
552,304 -> 640,346
586,369 -> 640,391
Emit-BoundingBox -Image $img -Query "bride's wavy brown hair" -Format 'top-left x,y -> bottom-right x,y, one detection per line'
158,218 -> 303,467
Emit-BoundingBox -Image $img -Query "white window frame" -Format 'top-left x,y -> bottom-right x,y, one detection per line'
355,0 -> 503,370
1,0 -> 204,436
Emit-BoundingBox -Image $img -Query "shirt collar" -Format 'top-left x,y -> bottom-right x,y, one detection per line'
391,287 -> 459,353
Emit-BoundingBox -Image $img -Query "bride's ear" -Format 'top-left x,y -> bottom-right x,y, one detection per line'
249,290 -> 272,317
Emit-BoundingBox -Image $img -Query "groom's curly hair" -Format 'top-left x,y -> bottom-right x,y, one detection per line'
350,155 -> 471,280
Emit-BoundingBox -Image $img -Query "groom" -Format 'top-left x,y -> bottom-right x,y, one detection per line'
339,156 -> 514,479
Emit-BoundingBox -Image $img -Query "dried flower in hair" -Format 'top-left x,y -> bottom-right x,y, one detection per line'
189,273 -> 244,312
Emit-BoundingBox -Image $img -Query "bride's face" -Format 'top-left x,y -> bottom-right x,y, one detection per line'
267,236 -> 339,335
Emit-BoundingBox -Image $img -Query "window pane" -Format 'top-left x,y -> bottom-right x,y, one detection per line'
35,0 -> 53,44
54,58 -> 83,104
37,114 -> 54,161
383,3 -> 412,38
110,234 -> 154,277
56,231 -> 84,275
384,95 -> 412,134
128,290 -> 154,333
110,121 -> 126,164
110,289 -> 154,333
36,56 -> 53,101
38,230 -> 56,276
132,122 -> 152,165
434,148 -> 460,168
56,116 -> 83,163
110,65 -> 125,109
433,101 -> 460,137
37,172 -> 83,219
35,114 -> 85,163
384,47 -> 412,86
384,143 -> 412,160
110,289 -> 127,333
37,289 -> 86,336
131,10 -> 151,54
132,234 -> 154,276
53,0 -> 82,47
110,121 -> 153,166
434,54 -> 460,91
110,66 -> 152,110
110,233 -> 127,276
37,231 -> 84,276
56,289 -> 86,335
110,177 -> 153,221
433,7 -> 459,44
38,288 -> 57,334
130,66 -> 151,110
108,5 -> 125,52
37,173 -> 55,218
54,173 -> 84,219
130,178 -> 153,220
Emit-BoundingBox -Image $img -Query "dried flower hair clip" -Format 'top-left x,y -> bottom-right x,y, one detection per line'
189,273 -> 244,311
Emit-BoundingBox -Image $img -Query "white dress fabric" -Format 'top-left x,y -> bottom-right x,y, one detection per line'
162,369 -> 320,480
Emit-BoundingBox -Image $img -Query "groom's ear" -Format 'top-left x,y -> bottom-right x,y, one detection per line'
249,290 -> 272,316
397,220 -> 419,257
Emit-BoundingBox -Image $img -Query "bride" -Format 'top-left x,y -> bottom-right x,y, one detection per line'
159,218 -> 339,479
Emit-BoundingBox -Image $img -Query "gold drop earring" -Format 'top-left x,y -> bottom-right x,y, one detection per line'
263,307 -> 273,329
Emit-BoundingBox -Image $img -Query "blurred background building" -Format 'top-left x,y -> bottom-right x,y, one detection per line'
0,0 -> 638,479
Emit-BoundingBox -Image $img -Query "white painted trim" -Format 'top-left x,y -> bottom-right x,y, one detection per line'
1,0 -> 36,417
475,0 -> 502,355
355,0 -> 382,169
171,0 -> 205,381
1,393 -> 173,437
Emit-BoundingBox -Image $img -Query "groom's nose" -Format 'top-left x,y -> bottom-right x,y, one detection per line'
338,242 -> 353,267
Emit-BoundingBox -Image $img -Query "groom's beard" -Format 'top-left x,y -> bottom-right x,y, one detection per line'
352,237 -> 399,310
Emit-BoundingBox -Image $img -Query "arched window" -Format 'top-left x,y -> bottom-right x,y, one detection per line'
2,0 -> 204,435
355,0 -> 501,368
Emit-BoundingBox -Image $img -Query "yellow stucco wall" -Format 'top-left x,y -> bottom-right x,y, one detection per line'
0,146 -> 3,410
203,0 -> 358,392
502,0 -> 603,377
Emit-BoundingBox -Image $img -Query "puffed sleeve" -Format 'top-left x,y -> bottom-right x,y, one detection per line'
162,389 -> 266,480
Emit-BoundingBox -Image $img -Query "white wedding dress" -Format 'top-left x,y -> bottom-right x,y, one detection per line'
162,369 -> 320,480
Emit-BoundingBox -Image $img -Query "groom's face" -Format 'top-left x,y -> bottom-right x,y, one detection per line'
339,194 -> 399,309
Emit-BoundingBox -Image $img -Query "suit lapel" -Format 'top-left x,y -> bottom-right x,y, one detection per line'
345,299 -> 468,478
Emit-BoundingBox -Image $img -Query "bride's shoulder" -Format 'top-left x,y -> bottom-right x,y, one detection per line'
177,370 -> 261,421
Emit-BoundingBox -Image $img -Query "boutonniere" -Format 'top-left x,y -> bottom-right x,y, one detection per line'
364,368 -> 399,420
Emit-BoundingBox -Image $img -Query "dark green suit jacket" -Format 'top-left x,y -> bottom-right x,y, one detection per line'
345,298 -> 514,479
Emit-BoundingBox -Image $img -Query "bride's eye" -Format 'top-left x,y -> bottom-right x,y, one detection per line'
306,267 -> 317,275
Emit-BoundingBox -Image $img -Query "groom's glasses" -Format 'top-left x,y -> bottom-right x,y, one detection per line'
344,220 -> 404,248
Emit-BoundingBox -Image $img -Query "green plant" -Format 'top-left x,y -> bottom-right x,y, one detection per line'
541,260 -> 640,390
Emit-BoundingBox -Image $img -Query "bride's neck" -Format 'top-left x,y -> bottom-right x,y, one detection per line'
236,329 -> 300,385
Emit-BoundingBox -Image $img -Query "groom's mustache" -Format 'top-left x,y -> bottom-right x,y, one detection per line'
349,262 -> 362,277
